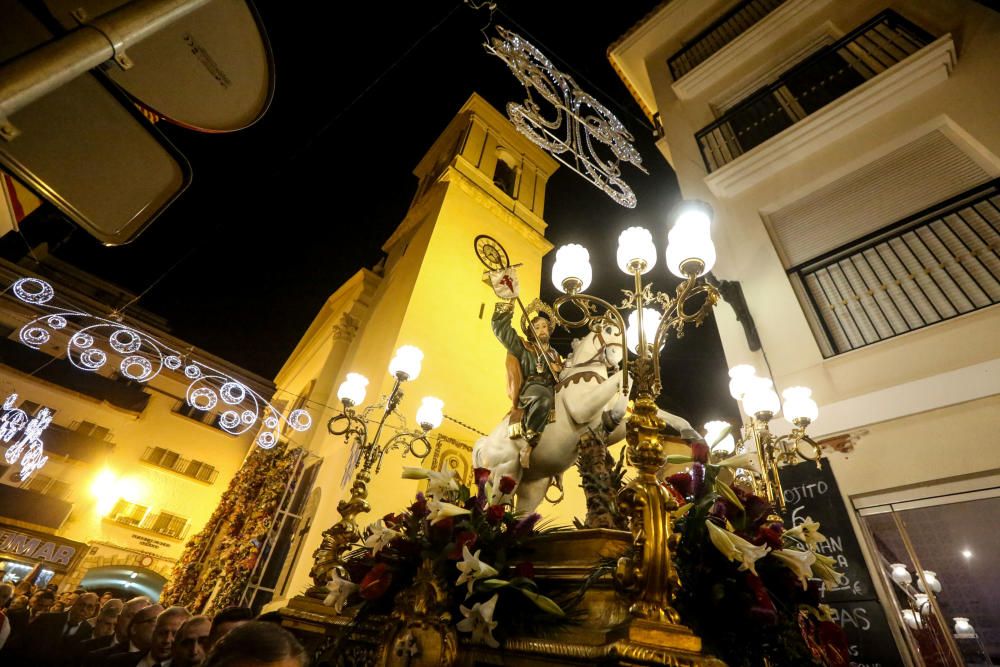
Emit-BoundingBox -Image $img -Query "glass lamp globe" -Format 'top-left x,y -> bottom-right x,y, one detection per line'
665,203 -> 716,278
914,593 -> 931,617
552,244 -> 592,294
889,563 -> 912,586
742,377 -> 781,419
626,307 -> 662,354
728,365 -> 757,401
616,227 -> 657,275
953,617 -> 975,638
917,571 -> 942,594
336,373 -> 368,407
704,420 -> 736,455
416,397 -> 444,431
782,386 -> 819,425
902,609 -> 923,630
389,345 -> 423,381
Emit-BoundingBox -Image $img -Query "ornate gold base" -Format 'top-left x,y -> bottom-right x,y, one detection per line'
278,530 -> 725,666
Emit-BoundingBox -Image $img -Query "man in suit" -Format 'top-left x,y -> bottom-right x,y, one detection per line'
84,602 -> 161,667
19,591 -> 98,666
107,606 -> 189,667
80,595 -> 150,659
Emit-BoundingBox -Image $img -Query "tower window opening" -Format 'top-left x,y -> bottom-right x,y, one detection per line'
493,158 -> 517,198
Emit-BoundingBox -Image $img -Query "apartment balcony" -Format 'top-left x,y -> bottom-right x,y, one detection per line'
792,180 -> 1000,356
696,10 -> 955,197
0,483 -> 72,530
0,337 -> 150,413
109,509 -> 190,540
44,424 -> 115,463
667,0 -> 787,81
141,446 -> 219,484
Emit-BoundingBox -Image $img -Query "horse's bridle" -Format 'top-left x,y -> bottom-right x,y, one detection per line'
565,326 -> 623,371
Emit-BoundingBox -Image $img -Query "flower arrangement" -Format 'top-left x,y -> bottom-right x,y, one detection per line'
325,467 -> 566,648
665,440 -> 851,667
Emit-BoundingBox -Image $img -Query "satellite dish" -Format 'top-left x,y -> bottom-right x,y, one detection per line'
0,0 -> 191,245
43,0 -> 274,133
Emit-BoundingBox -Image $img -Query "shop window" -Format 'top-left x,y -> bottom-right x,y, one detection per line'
110,499 -> 149,526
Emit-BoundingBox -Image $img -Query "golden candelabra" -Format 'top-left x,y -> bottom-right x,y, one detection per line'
308,349 -> 443,595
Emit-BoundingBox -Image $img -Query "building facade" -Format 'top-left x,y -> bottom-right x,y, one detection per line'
610,1 -> 999,663
0,253 -> 265,600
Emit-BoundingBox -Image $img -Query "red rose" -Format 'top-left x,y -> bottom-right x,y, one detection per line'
474,468 -> 492,486
691,439 -> 709,464
359,563 -> 393,600
755,523 -> 784,550
485,504 -> 506,525
498,476 -> 517,494
409,494 -> 429,517
514,561 -> 535,579
447,531 -> 478,559
431,517 -> 455,539
666,472 -> 692,498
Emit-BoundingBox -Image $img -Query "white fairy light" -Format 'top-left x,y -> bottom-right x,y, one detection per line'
189,387 -> 218,411
257,431 -> 277,449
120,355 -> 153,381
6,276 -> 313,448
220,381 -> 247,405
109,328 -> 142,354
1,395 -> 51,480
12,278 -> 54,304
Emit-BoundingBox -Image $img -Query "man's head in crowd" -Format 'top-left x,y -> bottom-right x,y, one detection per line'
94,598 -> 124,638
68,592 -> 100,625
173,615 -> 212,667
28,588 -> 55,615
203,621 -> 306,667
0,583 -> 13,607
150,606 -> 192,661
128,603 -> 165,650
115,596 -> 152,643
207,606 -> 254,647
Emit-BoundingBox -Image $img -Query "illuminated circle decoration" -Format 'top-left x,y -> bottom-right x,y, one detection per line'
287,409 -> 313,432
184,365 -> 201,379
164,355 -> 182,370
19,327 -> 50,347
120,355 -> 153,381
78,349 -> 107,370
256,431 -> 277,449
218,411 -> 241,431
189,387 -> 218,411
240,410 -> 256,425
109,328 -> 142,354
47,316 -> 67,329
13,278 -> 54,304
264,416 -> 279,429
220,382 -> 247,405
71,332 -> 94,348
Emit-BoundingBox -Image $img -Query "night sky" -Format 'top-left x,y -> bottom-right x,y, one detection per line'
5,1 -> 741,428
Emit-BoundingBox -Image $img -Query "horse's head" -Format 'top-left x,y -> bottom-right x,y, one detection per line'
566,322 -> 624,371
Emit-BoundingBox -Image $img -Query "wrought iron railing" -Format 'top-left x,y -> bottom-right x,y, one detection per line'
667,0 -> 786,80
110,505 -> 190,539
695,10 -> 934,172
793,180 -> 1000,356
141,446 -> 219,484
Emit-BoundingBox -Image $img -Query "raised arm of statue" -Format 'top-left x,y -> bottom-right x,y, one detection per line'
491,301 -> 523,356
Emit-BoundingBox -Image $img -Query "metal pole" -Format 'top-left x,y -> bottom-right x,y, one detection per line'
0,0 -> 213,132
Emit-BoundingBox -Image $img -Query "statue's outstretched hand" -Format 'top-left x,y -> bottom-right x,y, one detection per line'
488,267 -> 519,299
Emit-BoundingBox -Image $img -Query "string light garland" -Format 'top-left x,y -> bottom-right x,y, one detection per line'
485,25 -> 647,208
7,277 -> 313,449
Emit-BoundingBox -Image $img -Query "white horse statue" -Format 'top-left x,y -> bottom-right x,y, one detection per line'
473,324 -> 696,513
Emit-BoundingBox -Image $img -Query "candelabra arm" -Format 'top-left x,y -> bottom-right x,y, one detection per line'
650,274 -> 720,397
552,291 -> 629,396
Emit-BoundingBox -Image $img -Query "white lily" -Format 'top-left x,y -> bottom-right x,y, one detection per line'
784,517 -> 826,547
322,572 -> 359,613
427,498 -> 471,525
706,520 -> 770,576
457,593 -> 500,648
717,449 -> 764,476
363,519 -> 402,555
811,552 -> 842,587
402,466 -> 460,499
455,545 -> 499,597
771,548 -> 817,589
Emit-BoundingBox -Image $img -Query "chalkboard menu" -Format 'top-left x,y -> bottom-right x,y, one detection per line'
780,459 -> 903,667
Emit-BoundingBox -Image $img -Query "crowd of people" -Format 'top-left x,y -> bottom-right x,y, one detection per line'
0,577 -> 306,667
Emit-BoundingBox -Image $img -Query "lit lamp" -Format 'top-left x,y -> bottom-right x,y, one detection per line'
547,201 -> 722,626
314,344 -> 444,596
953,617 -> 976,638
890,563 -> 912,586
917,570 -> 942,594
720,365 -> 822,511
902,609 -> 924,630
704,420 -> 736,456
